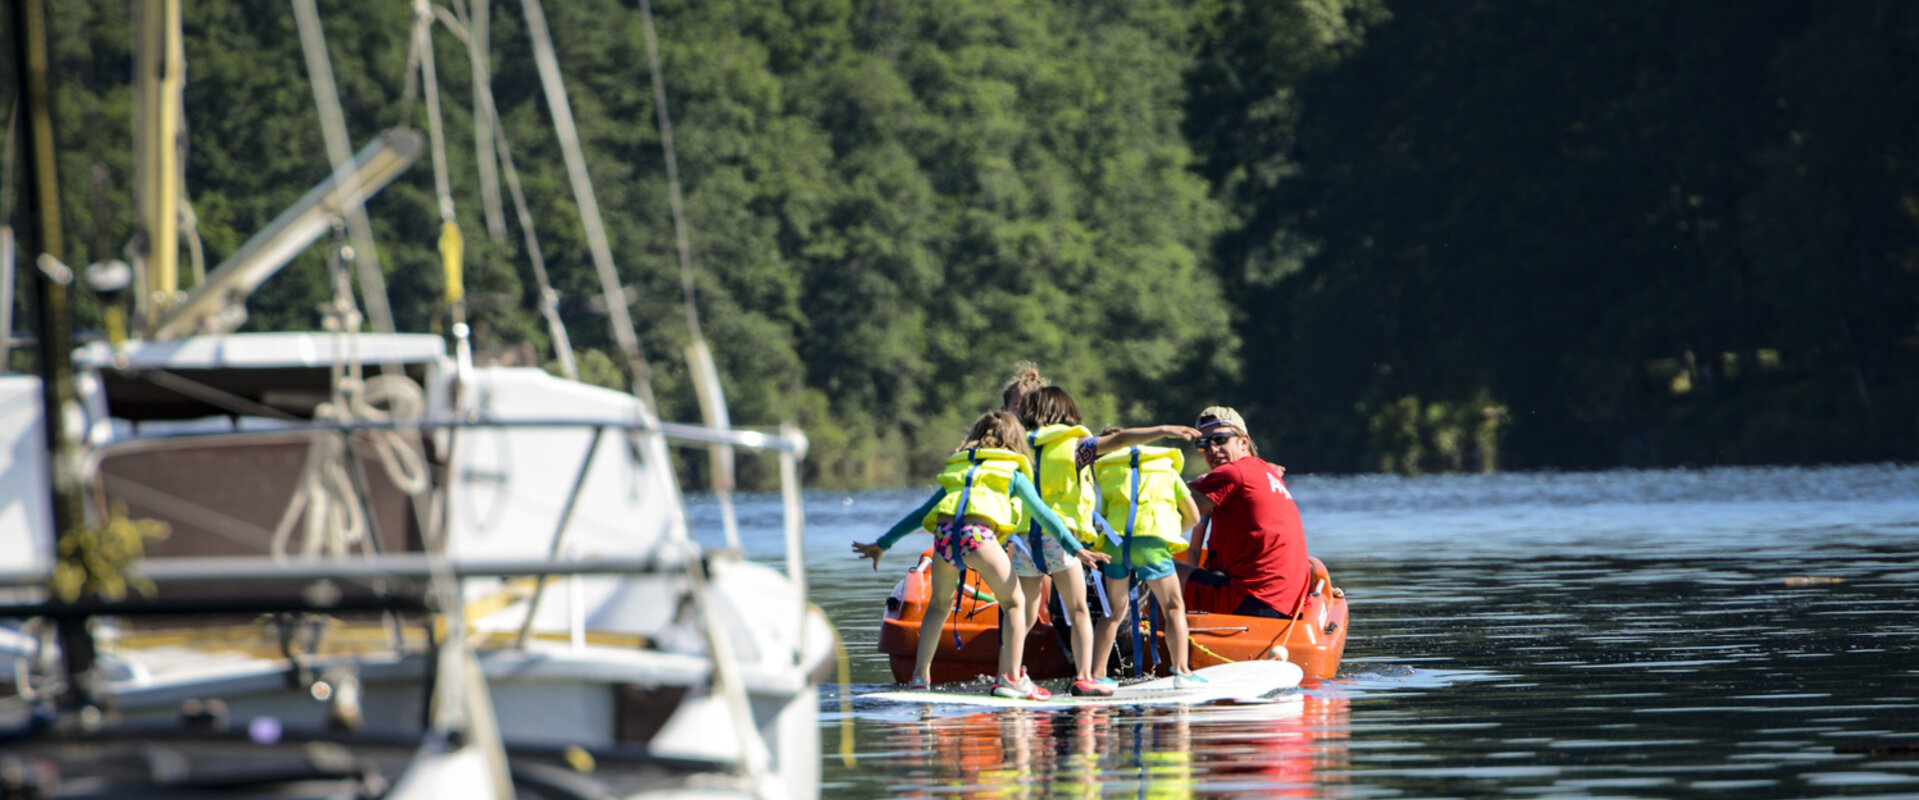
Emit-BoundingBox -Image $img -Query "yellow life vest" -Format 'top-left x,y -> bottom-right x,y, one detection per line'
922,447 -> 1032,539
1028,424 -> 1098,543
1093,445 -> 1189,553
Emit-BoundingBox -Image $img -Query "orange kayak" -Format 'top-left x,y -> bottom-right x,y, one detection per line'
878,551 -> 1348,685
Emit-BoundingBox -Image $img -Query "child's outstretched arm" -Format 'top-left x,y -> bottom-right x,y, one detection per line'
1009,472 -> 1110,567
850,541 -> 886,569
852,487 -> 945,571
1091,424 -> 1200,456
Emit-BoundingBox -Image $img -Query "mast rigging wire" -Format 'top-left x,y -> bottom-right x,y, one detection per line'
425,5 -> 577,380
637,0 -> 741,549
518,0 -> 657,411
452,0 -> 508,241
290,0 -> 398,336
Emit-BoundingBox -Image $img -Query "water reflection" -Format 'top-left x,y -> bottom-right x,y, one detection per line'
726,464 -> 1919,799
855,693 -> 1350,799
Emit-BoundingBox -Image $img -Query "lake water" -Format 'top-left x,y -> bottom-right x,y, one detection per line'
694,463 -> 1919,799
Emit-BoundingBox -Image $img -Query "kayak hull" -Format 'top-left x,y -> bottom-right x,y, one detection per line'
876,555 -> 1071,685
878,553 -> 1348,685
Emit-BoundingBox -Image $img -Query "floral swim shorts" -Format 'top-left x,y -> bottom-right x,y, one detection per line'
932,520 -> 996,566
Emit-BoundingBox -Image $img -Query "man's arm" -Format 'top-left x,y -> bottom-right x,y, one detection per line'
1187,462 -> 1232,517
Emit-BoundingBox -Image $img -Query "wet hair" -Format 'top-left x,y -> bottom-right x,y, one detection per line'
1017,385 -> 1082,429
999,362 -> 1047,413
958,410 -> 1031,458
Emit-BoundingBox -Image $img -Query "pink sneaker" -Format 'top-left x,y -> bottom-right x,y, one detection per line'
1070,678 -> 1114,697
904,676 -> 931,691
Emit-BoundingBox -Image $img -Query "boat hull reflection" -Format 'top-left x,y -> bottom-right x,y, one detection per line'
863,691 -> 1350,798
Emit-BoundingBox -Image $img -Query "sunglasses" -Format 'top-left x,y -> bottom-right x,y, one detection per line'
1196,433 -> 1237,448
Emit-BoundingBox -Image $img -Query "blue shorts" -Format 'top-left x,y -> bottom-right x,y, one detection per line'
1096,536 -> 1178,582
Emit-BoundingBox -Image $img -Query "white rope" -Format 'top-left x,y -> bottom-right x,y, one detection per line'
350,373 -> 431,496
268,245 -> 429,561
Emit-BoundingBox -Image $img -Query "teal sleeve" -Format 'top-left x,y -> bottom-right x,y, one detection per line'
1011,473 -> 1083,554
875,488 -> 945,551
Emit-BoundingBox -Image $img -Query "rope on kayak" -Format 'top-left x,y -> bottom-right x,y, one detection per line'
1189,636 -> 1236,665
1256,571 -> 1316,660
1121,615 -> 1237,669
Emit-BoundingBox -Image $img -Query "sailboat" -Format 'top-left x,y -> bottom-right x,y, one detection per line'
1,1 -> 832,798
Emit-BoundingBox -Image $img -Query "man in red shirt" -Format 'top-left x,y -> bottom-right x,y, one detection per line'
1182,406 -> 1313,619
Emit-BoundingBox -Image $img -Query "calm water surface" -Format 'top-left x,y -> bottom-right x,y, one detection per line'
694,463 -> 1919,799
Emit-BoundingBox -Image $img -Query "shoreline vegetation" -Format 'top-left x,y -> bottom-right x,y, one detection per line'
6,0 -> 1915,489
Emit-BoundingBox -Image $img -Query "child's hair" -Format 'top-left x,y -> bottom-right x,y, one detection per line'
1018,385 -> 1083,429
999,362 -> 1047,412
958,410 -> 1031,457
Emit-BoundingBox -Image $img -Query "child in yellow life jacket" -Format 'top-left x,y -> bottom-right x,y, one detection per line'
852,411 -> 1106,699
1089,437 -> 1205,688
1016,387 -> 1199,696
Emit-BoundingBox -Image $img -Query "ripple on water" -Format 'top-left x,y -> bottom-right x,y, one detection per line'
790,465 -> 1919,799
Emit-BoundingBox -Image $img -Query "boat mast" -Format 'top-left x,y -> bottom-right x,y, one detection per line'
3,101 -> 16,369
10,0 -> 98,696
130,0 -> 186,335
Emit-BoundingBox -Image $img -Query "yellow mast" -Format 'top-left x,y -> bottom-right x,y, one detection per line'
132,0 -> 185,333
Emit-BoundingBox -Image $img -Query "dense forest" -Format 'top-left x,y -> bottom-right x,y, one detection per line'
5,0 -> 1916,487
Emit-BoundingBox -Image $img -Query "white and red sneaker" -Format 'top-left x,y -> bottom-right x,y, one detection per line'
992,671 -> 1051,700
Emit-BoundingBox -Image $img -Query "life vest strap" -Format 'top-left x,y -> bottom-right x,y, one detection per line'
1125,448 -> 1152,677
1025,431 -> 1046,573
948,449 -> 980,650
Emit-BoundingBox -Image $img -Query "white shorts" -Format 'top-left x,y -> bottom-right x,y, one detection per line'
1008,532 -> 1073,578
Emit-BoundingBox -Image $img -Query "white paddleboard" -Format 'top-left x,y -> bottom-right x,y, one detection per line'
864,660 -> 1304,708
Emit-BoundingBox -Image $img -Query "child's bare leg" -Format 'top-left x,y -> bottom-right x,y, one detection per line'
963,541 -> 1025,679
1049,564 -> 1096,681
1018,575 -> 1045,632
1146,574 -> 1191,675
1089,576 -> 1129,680
912,558 -> 961,683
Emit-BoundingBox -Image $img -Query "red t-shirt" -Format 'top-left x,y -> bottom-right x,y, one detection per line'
1188,457 -> 1310,616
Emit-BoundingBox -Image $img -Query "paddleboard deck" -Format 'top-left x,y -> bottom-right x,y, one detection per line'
864,660 -> 1303,708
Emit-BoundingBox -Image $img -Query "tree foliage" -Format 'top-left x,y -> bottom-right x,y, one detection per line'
1224,0 -> 1919,471
7,0 -> 1916,484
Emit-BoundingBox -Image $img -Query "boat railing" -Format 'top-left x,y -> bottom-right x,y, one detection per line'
84,415 -> 806,558
11,414 -> 810,659
93,414 -> 804,454
0,553 -> 688,593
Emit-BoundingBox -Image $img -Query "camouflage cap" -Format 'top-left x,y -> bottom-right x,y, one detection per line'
1195,406 -> 1249,438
